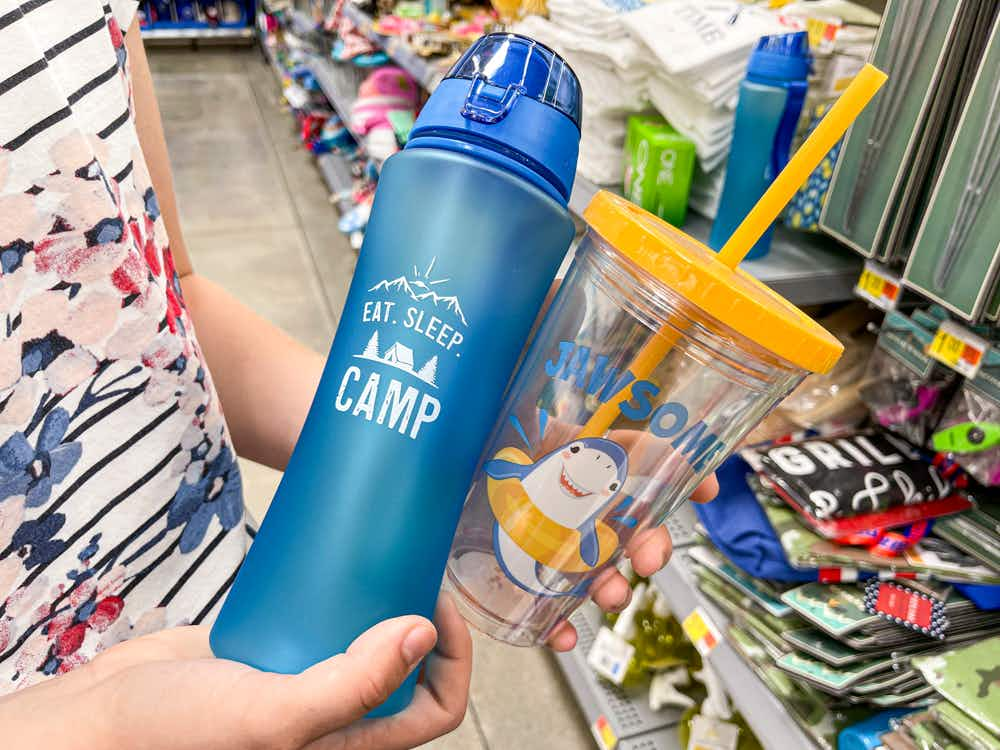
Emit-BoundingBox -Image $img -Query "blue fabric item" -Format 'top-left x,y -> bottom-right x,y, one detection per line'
694,455 -> 816,582
954,582 -> 1000,610
838,709 -> 915,750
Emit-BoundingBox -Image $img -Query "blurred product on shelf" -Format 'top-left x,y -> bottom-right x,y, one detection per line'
710,31 -> 811,260
350,66 -> 419,161
587,575 -> 766,749
858,311 -> 959,447
623,115 -> 696,227
932,346 -> 1000,486
140,0 -> 255,33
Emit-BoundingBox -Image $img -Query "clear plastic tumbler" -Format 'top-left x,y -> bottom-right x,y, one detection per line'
446,191 -> 843,645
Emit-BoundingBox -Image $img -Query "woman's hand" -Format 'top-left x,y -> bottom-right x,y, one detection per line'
1,595 -> 471,750
546,473 -> 719,652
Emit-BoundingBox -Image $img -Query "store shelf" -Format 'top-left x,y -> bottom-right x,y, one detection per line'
290,9 -> 319,38
569,175 -> 861,306
141,26 -> 254,42
652,556 -> 816,750
316,152 -> 356,215
555,603 -> 683,750
307,57 -> 365,141
341,2 -> 446,91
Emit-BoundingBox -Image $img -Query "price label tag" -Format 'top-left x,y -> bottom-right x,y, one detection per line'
591,715 -> 618,750
682,607 -> 722,656
927,320 -> 988,378
855,262 -> 900,310
586,626 -> 635,686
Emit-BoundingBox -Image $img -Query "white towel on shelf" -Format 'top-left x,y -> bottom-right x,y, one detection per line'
645,76 -> 734,171
513,13 -> 646,71
579,114 -> 628,185
621,1 -> 786,75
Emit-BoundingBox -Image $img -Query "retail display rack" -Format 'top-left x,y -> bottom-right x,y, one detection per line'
652,557 -> 816,750
140,1 -> 256,42
259,23 -> 358,215
305,3 -> 860,304
556,603 -> 684,750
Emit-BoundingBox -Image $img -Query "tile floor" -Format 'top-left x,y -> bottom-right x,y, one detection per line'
148,46 -> 594,750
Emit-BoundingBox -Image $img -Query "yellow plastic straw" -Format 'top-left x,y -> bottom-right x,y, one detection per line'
576,64 -> 887,440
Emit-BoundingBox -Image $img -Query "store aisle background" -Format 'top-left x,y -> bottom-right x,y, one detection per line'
148,46 -> 594,750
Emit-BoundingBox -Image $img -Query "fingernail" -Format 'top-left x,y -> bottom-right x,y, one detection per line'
401,624 -> 436,667
612,588 -> 632,613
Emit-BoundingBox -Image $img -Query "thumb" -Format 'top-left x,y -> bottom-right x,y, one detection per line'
285,615 -> 437,739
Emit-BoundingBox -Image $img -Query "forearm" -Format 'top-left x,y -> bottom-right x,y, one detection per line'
180,273 -> 324,469
0,670 -> 106,747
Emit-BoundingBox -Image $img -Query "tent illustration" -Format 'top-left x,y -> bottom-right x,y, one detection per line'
355,334 -> 438,388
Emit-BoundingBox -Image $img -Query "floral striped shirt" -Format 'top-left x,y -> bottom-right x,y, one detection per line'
0,0 -> 249,691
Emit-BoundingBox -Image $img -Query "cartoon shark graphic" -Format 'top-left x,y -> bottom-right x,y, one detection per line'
486,438 -> 628,597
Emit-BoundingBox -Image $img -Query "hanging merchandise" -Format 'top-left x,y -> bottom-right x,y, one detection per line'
821,0 -> 965,259
931,345 -> 1000,485
710,32 -> 810,260
904,12 -> 1000,321
877,0 -> 999,266
859,311 -> 959,447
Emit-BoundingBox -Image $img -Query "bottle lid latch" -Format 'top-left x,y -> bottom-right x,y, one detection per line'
461,76 -> 524,124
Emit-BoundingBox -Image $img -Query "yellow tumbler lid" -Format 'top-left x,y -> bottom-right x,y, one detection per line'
583,191 -> 843,374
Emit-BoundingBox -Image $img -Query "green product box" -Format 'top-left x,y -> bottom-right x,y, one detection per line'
820,0 -> 964,259
623,115 -> 695,227
905,12 -> 1000,321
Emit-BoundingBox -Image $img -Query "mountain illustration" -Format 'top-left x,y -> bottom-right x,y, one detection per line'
355,333 -> 438,388
369,276 -> 417,297
368,265 -> 468,327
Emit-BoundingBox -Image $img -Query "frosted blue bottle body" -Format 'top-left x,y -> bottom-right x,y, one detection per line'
209,147 -> 574,714
709,80 -> 788,259
710,31 -> 810,260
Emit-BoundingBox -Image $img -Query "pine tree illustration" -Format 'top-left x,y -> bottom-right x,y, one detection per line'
361,331 -> 380,359
416,355 -> 438,386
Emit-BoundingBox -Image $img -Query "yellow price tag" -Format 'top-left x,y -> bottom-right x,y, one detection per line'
855,263 -> 900,310
591,715 -> 618,750
682,607 -> 721,656
927,322 -> 987,378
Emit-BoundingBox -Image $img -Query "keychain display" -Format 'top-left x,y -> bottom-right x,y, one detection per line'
930,347 -> 1000,486
859,349 -> 956,446
859,311 -> 958,446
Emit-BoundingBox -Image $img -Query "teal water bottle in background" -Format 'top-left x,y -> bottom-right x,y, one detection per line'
710,31 -> 810,259
210,34 -> 582,716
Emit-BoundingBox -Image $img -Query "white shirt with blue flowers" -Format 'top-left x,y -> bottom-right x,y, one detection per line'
0,0 -> 249,690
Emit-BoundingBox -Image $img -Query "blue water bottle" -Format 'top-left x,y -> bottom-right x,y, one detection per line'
709,31 -> 810,259
210,34 -> 581,716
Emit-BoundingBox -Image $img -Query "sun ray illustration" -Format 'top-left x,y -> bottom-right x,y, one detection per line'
428,278 -> 450,286
425,258 -> 436,277
413,265 -> 419,277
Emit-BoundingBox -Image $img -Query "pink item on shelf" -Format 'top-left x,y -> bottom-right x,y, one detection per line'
450,11 -> 497,40
373,15 -> 423,36
350,66 -> 420,162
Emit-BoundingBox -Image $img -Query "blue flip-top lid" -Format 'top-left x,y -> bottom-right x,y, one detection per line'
747,31 -> 811,83
407,33 -> 582,204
